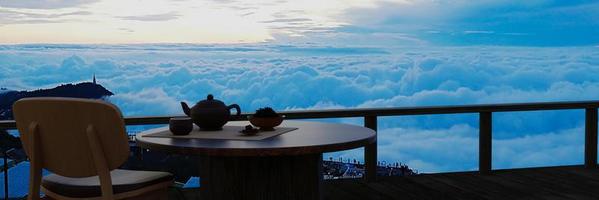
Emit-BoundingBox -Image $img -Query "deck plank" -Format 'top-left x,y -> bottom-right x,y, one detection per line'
324,165 -> 599,200
474,169 -> 570,199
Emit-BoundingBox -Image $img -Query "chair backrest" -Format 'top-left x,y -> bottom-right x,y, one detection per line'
13,97 -> 129,178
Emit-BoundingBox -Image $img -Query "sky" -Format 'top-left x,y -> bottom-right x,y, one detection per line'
0,0 -> 598,46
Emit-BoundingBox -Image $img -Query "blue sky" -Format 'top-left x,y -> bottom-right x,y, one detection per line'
0,0 -> 598,46
317,0 -> 599,46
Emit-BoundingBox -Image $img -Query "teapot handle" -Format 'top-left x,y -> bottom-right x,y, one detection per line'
227,104 -> 241,118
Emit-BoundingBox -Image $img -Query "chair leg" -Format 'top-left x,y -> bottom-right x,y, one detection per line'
28,123 -> 42,200
86,125 -> 115,200
28,162 -> 42,200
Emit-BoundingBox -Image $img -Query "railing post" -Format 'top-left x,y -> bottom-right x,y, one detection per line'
479,112 -> 492,174
585,108 -> 598,169
3,148 -> 13,200
3,150 -> 8,200
364,116 -> 377,182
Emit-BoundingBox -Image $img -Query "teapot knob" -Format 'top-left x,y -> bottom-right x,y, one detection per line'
207,94 -> 214,100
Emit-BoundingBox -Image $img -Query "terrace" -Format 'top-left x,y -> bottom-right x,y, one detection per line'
1,100 -> 599,199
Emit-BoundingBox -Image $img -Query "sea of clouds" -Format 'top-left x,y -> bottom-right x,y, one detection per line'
1,44 -> 599,172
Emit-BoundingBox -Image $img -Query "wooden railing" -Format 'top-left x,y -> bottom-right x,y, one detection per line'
1,100 -> 598,181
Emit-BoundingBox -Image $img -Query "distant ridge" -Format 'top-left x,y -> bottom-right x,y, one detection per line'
0,82 -> 114,120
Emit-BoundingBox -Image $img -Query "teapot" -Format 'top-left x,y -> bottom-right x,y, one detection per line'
181,94 -> 241,131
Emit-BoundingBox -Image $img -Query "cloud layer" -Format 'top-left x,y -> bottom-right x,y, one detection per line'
118,12 -> 180,22
1,44 -> 598,172
0,0 -> 97,9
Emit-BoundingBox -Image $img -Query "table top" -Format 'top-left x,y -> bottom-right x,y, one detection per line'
135,120 -> 376,156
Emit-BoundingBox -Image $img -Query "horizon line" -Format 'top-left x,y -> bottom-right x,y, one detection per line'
0,42 -> 598,48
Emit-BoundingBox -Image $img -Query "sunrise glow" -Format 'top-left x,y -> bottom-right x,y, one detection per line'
0,0 -> 394,44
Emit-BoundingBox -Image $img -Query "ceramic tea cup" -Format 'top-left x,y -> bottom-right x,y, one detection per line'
169,117 -> 193,135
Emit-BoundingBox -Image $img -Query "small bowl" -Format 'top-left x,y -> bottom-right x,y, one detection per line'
169,117 -> 193,135
248,115 -> 284,131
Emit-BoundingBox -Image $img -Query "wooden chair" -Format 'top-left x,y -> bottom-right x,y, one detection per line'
13,97 -> 173,200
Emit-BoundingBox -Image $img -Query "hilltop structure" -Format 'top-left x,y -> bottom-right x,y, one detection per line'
0,77 -> 113,120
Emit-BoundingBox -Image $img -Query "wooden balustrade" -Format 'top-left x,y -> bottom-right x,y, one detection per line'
364,116 -> 378,181
585,108 -> 598,168
479,112 -> 492,174
2,100 -> 599,181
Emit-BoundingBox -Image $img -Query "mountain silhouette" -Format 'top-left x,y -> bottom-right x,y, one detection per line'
0,82 -> 114,120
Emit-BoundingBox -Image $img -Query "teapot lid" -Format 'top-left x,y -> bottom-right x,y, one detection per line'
196,94 -> 226,108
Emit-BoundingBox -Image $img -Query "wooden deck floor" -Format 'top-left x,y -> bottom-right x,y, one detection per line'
323,165 -> 599,200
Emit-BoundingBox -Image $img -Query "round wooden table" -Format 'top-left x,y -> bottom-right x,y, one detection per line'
135,120 -> 376,200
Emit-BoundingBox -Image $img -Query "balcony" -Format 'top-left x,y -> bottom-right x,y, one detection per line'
324,165 -> 599,200
1,100 -> 599,199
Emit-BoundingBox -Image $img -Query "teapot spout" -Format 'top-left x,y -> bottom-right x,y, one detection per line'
181,102 -> 191,116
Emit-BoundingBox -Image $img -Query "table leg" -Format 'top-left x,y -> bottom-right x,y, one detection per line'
199,153 -> 323,200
